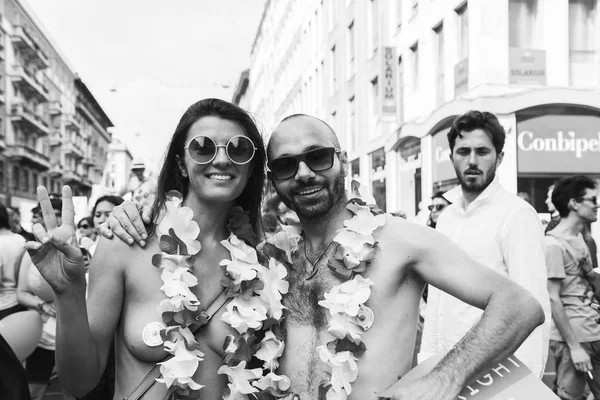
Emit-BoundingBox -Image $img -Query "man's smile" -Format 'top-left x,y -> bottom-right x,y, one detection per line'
295,186 -> 324,196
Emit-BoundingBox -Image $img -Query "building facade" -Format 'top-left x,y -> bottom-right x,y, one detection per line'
72,78 -> 112,197
0,0 -> 113,216
102,137 -> 133,196
245,0 -> 600,216
232,68 -> 250,108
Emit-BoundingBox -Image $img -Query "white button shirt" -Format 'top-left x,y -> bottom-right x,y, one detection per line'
419,177 -> 551,378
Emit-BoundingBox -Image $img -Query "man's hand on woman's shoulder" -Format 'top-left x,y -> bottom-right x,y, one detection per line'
98,201 -> 152,247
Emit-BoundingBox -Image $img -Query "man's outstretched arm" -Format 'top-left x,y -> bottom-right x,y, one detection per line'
379,227 -> 544,399
98,201 -> 152,246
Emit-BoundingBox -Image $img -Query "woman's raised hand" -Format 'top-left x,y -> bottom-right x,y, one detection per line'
24,186 -> 85,294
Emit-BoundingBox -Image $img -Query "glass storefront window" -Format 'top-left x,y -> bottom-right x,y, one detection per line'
373,179 -> 387,212
518,177 -> 564,213
370,148 -> 386,211
350,158 -> 360,180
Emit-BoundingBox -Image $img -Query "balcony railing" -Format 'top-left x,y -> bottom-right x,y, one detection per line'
62,142 -> 84,159
49,131 -> 62,146
83,156 -> 95,166
12,25 -> 50,69
64,114 -> 80,132
49,164 -> 63,177
6,144 -> 51,170
0,36 -> 5,63
49,101 -> 63,116
62,170 -> 82,182
11,104 -> 50,136
11,65 -> 49,101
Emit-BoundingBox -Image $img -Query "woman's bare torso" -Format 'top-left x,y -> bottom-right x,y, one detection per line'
109,237 -> 235,399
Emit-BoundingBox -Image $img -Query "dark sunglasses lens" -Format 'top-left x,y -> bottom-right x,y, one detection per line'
227,136 -> 255,164
80,225 -> 90,229
304,148 -> 335,171
270,157 -> 298,180
188,136 -> 216,163
430,204 -> 445,211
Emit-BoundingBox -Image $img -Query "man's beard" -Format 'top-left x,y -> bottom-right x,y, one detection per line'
457,165 -> 496,195
279,173 -> 346,220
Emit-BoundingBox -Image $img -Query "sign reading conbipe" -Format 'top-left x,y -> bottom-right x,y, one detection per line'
517,114 -> 600,174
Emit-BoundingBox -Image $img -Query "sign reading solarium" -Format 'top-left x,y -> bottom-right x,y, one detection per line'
382,46 -> 397,116
517,114 -> 600,174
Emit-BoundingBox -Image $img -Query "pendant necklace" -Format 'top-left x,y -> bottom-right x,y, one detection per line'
303,238 -> 335,280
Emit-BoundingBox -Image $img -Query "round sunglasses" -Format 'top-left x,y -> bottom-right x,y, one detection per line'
184,135 -> 256,165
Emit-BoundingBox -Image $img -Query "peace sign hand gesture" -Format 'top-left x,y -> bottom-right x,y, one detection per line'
24,186 -> 86,295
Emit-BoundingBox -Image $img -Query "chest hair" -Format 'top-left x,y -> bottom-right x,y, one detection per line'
283,244 -> 340,330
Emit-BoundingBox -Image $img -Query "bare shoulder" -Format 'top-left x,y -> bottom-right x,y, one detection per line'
90,234 -> 153,275
375,214 -> 444,258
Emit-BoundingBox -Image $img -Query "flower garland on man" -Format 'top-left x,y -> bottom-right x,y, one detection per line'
145,188 -> 385,400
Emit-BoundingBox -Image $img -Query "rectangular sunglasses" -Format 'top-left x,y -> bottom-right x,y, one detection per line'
268,147 -> 341,180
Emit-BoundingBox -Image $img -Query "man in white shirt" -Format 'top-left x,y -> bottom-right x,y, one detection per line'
419,110 -> 551,378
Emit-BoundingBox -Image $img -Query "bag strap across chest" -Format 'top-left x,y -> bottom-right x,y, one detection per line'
123,289 -> 231,400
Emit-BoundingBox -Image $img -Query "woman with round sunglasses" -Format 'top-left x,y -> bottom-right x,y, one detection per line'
427,191 -> 451,229
23,99 -> 266,399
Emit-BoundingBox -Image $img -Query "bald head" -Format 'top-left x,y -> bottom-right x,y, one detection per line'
267,114 -> 341,160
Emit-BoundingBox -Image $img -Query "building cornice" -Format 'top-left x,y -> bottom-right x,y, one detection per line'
386,87 -> 600,152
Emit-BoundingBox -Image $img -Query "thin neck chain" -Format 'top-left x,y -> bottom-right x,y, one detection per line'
303,239 -> 335,280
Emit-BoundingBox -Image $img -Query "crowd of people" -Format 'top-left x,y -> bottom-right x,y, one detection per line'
0,194 -> 125,400
0,99 -> 598,400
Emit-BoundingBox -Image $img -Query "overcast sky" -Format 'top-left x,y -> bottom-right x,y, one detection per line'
26,0 -> 265,171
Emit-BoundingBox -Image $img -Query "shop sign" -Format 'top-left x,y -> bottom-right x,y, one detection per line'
517,114 -> 600,174
382,46 -> 398,116
431,128 -> 456,183
509,48 -> 546,85
454,58 -> 469,95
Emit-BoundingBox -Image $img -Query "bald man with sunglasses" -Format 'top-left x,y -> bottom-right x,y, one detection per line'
101,113 -> 544,399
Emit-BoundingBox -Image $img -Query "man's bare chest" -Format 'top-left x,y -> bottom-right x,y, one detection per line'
283,248 -> 341,329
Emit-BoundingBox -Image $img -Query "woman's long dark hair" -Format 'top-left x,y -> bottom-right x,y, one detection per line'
151,98 -> 266,233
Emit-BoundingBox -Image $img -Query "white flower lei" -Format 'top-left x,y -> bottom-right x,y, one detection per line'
143,191 -> 293,399
143,191 -> 385,400
315,199 -> 386,400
